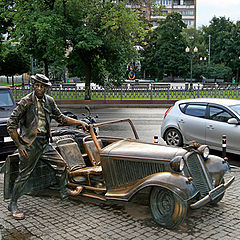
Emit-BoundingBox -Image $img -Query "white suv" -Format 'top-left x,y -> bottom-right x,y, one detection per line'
161,98 -> 240,155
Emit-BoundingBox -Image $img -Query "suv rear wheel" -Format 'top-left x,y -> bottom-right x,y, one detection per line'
164,128 -> 183,146
150,187 -> 187,229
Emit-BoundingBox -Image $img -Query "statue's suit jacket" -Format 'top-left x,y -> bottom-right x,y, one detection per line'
7,92 -> 67,147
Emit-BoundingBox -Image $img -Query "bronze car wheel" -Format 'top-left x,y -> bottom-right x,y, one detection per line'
164,128 -> 183,147
150,187 -> 187,229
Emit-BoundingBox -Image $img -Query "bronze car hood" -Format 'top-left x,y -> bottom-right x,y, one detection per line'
101,139 -> 187,161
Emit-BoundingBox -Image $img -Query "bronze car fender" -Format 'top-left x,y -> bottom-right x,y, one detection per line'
204,155 -> 229,186
105,172 -> 198,202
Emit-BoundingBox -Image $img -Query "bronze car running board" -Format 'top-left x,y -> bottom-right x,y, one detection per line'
67,182 -> 107,200
68,183 -> 107,200
68,182 -> 106,192
81,193 -> 106,201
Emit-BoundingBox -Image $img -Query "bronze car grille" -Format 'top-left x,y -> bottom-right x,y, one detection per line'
104,158 -> 166,189
186,153 -> 213,197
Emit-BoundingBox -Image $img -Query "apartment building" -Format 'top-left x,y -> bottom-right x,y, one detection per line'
126,0 -> 196,28
154,0 -> 196,28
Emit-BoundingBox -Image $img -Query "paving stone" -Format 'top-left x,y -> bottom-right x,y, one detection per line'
1,170 -> 240,239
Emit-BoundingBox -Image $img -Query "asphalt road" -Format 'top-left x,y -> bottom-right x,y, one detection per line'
63,106 -> 166,144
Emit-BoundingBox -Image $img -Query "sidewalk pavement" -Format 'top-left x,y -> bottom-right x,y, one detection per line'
0,166 -> 240,240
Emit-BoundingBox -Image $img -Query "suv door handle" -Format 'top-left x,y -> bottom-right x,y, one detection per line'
178,119 -> 184,123
207,124 -> 214,130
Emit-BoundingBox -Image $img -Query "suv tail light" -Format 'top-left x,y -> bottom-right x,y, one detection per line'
164,106 -> 173,119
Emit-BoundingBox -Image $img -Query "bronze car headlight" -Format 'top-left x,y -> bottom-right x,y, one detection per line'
170,156 -> 184,172
197,145 -> 210,159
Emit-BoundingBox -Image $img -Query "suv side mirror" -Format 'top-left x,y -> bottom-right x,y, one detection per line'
227,118 -> 238,124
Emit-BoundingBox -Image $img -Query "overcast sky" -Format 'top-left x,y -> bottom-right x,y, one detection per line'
197,0 -> 240,28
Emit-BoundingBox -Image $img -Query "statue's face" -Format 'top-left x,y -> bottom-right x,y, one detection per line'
33,82 -> 46,99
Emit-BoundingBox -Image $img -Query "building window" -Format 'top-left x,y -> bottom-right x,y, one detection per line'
184,0 -> 194,5
156,0 -> 172,6
161,10 -> 168,15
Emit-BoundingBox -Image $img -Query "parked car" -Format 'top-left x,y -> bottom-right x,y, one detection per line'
0,86 -> 17,157
4,118 -> 234,229
161,98 -> 240,155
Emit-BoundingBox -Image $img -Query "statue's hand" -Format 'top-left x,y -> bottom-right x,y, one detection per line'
18,144 -> 28,158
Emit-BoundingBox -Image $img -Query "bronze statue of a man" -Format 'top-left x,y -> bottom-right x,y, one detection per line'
7,74 -> 88,220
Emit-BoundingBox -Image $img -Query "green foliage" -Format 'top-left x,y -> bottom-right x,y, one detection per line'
2,0 -> 147,90
141,12 -> 188,80
202,17 -> 240,81
2,0 -> 240,86
193,64 -> 233,81
182,28 -> 206,60
203,17 -> 235,65
206,64 -> 233,81
65,0 -> 147,89
0,43 -> 30,76
3,0 -> 68,76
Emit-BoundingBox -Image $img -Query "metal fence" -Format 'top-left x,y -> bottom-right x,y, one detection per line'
10,82 -> 240,101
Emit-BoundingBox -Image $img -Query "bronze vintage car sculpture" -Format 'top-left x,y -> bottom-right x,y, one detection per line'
4,118 -> 235,229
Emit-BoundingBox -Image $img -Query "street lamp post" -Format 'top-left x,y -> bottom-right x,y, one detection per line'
236,56 -> 240,82
208,35 -> 211,65
185,46 -> 198,90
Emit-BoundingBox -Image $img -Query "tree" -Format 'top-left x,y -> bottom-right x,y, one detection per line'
203,17 -> 234,66
140,29 -> 159,79
182,28 -> 207,61
0,43 -> 30,85
228,21 -> 240,82
65,0 -> 147,99
193,64 -> 232,82
3,0 -> 68,77
3,0 -> 147,99
142,12 -> 188,81
202,17 -> 240,81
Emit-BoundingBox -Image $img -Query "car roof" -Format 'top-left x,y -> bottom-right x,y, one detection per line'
176,98 -> 240,107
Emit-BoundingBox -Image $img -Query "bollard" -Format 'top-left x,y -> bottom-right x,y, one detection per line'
222,135 -> 227,158
154,136 -> 158,144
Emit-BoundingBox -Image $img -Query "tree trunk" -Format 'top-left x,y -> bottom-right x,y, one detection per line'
170,73 -> 174,81
63,0 -> 66,17
43,59 -> 49,78
11,76 -> 14,87
236,68 -> 240,82
85,61 -> 92,100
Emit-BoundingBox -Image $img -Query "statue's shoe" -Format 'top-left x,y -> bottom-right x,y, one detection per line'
8,202 -> 25,220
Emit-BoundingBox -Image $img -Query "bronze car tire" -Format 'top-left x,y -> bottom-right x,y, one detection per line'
164,128 -> 183,147
150,187 -> 187,229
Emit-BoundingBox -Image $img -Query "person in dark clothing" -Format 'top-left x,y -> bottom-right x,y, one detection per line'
7,74 -> 87,220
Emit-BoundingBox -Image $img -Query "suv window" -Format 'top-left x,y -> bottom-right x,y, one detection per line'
229,104 -> 240,116
0,89 -> 14,107
184,104 -> 206,118
209,106 -> 232,123
179,103 -> 186,112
